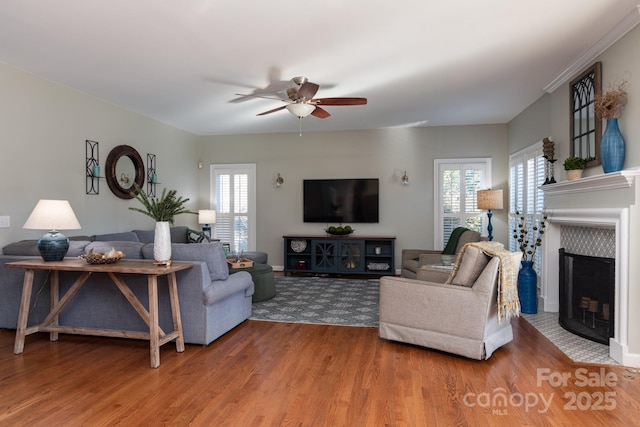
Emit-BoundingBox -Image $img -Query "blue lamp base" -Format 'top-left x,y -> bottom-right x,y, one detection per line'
37,230 -> 70,261
202,224 -> 211,239
486,210 -> 494,241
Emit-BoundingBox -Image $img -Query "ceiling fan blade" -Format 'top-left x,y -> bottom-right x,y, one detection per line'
313,97 -> 368,106
311,107 -> 331,119
236,93 -> 288,102
257,105 -> 287,116
296,82 -> 320,100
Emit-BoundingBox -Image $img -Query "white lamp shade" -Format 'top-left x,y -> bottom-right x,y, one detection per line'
23,200 -> 81,230
476,189 -> 504,210
198,209 -> 216,224
287,103 -> 316,118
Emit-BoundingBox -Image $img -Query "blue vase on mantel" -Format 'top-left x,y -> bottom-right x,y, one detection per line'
518,260 -> 538,314
600,118 -> 625,173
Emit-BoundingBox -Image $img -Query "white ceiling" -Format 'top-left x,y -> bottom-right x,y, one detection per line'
0,1 -> 638,136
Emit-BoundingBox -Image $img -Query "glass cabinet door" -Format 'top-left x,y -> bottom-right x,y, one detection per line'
312,240 -> 337,272
338,241 -> 365,273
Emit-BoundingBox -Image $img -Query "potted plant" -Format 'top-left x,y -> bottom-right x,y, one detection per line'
129,183 -> 196,263
563,157 -> 587,181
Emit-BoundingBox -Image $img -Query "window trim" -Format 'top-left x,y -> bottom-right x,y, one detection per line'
210,163 -> 256,251
433,158 -> 492,249
509,141 -> 546,271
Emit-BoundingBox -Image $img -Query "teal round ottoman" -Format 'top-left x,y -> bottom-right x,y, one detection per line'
229,264 -> 276,302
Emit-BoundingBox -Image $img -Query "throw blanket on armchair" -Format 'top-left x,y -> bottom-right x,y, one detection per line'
450,241 -> 521,323
441,227 -> 470,255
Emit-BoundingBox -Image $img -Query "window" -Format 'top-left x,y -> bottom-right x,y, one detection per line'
210,164 -> 256,253
509,142 -> 546,274
434,159 -> 491,249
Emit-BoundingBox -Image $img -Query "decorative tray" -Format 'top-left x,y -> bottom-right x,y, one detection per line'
325,229 -> 354,236
367,262 -> 389,271
81,248 -> 124,264
291,239 -> 307,253
81,254 -> 123,264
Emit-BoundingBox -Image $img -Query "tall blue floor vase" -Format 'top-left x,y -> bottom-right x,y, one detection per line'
518,260 -> 538,314
601,118 -> 625,173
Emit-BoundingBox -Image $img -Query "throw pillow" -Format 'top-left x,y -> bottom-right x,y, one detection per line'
446,245 -> 490,287
187,228 -> 211,244
144,242 -> 229,282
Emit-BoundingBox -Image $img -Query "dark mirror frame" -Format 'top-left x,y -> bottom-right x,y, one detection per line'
105,145 -> 145,199
569,61 -> 602,167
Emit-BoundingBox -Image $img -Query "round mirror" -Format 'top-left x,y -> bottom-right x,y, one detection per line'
105,145 -> 145,199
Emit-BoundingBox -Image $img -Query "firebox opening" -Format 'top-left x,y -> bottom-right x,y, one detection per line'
558,248 -> 615,345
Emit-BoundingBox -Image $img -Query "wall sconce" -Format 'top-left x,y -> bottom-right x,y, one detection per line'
198,210 -> 216,238
476,189 -> 504,241
275,173 -> 284,187
401,171 -> 409,185
120,173 -> 130,185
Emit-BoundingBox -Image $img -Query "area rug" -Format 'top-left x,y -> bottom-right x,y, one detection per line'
250,276 -> 379,327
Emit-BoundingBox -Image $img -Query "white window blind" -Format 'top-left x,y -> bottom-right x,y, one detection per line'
434,159 -> 490,249
509,142 -> 546,271
211,164 -> 256,254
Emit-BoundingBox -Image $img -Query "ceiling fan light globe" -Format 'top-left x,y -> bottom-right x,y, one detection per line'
287,103 -> 315,118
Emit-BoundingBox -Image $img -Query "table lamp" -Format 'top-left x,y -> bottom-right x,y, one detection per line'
476,189 -> 503,241
23,199 -> 82,261
198,209 -> 216,238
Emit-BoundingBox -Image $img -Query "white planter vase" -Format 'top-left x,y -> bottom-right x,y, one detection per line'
566,169 -> 583,181
154,221 -> 172,262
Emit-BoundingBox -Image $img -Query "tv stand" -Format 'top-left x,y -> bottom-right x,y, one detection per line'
283,235 -> 395,276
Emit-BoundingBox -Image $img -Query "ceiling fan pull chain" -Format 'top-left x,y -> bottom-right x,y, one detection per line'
299,117 -> 303,136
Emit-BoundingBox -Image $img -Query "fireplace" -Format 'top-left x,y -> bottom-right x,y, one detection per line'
559,248 -> 615,345
541,170 -> 640,366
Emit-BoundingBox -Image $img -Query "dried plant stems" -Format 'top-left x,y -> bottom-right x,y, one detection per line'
593,79 -> 628,119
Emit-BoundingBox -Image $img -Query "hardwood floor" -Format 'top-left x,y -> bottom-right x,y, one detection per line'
0,318 -> 639,426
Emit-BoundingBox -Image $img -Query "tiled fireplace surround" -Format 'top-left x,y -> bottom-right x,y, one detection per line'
541,170 -> 640,367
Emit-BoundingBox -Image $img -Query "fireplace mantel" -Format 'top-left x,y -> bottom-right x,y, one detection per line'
541,169 -> 640,196
540,168 -> 640,366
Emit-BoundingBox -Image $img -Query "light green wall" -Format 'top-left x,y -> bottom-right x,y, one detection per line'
509,24 -> 640,173
198,125 -> 509,268
0,62 -> 200,248
508,24 -> 640,356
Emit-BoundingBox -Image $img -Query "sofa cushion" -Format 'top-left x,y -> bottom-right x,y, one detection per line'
447,245 -> 491,287
92,231 -> 140,242
85,241 -> 146,259
402,258 -> 419,273
3,239 -> 90,257
132,226 -> 189,244
142,241 -> 229,281
187,228 -> 211,244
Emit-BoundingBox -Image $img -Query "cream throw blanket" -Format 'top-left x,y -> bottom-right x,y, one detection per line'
451,241 -> 521,324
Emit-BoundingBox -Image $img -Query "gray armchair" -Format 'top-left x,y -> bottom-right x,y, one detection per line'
401,228 -> 485,279
380,244 -> 522,360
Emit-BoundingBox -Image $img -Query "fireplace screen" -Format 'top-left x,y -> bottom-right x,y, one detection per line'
559,248 -> 615,345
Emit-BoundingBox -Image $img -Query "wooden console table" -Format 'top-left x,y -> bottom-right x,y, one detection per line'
6,258 -> 193,368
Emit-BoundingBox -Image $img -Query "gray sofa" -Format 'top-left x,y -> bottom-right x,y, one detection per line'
0,226 -> 254,346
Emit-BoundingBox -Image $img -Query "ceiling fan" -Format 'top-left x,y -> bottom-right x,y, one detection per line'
236,76 -> 367,119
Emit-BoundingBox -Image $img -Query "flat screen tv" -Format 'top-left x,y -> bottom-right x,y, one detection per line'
303,178 -> 379,223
